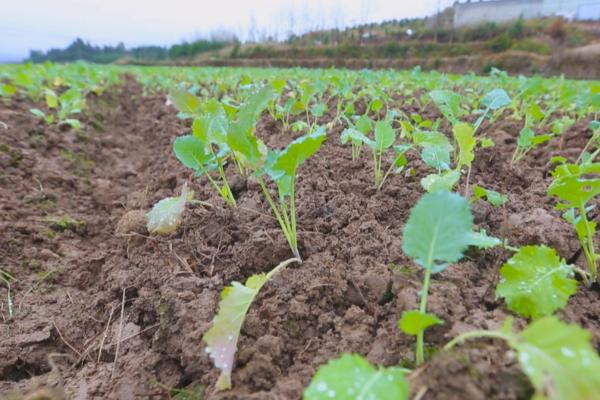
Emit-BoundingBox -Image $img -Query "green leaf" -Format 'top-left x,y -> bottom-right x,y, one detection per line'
479,138 -> 495,148
303,354 -> 409,400
203,258 -> 299,390
481,88 -> 511,110
413,130 -> 453,169
402,191 -> 474,271
374,120 -> 395,151
355,114 -> 373,134
398,310 -> 443,336
61,118 -> 81,129
173,135 -> 215,174
269,128 -> 326,195
453,122 -> 475,168
526,103 -> 545,122
472,185 -> 508,207
420,170 -> 460,192
497,246 -> 577,319
311,103 -> 327,118
44,89 -> 58,109
340,128 -> 371,147
468,230 -> 501,249
517,127 -> 535,148
146,184 -> 192,234
514,317 -> 600,400
430,90 -> 463,124
548,163 -> 600,209
30,108 -> 46,119
169,89 -> 201,115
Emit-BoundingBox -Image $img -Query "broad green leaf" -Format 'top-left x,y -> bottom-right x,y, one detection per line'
340,128 -> 372,147
44,89 -> 58,109
203,258 -> 299,390
420,170 -> 460,192
526,103 -> 545,122
413,131 -> 453,169
398,310 -> 443,336
146,184 -> 192,234
517,127 -> 535,148
548,163 -> 600,209
496,246 -> 577,319
374,120 -> 395,151
303,354 -> 409,400
169,89 -> 201,115
270,128 -> 326,182
421,145 -> 451,170
481,88 -> 511,110
468,230 -> 501,249
310,103 -> 327,118
173,135 -> 215,174
514,317 -> 600,400
355,114 -> 373,134
453,122 -> 475,168
430,90 -> 463,124
402,191 -> 474,271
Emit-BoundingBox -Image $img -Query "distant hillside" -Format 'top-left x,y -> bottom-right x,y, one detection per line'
124,17 -> 600,78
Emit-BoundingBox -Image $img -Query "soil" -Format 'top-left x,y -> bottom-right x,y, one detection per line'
1,78 -> 599,400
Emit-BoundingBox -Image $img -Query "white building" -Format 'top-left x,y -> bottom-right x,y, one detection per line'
453,0 -> 600,27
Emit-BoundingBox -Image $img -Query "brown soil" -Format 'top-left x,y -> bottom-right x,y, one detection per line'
1,79 -> 599,400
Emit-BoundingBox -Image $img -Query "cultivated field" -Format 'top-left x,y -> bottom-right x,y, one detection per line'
1,63 -> 599,399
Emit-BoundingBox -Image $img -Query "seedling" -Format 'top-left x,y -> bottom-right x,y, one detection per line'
547,162 -> 600,286
0,270 -> 16,319
30,87 -> 84,129
577,121 -> 600,164
471,185 -> 508,207
496,245 -> 577,319
203,257 -> 300,390
258,129 -> 326,259
399,191 -> 499,365
304,354 -> 409,400
510,127 -> 551,165
445,317 -> 600,400
341,115 -> 409,189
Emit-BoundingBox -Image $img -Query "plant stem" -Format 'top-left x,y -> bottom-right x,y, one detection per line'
258,178 -> 300,260
416,269 -> 432,366
463,165 -> 472,198
444,330 -> 511,351
579,206 -> 597,284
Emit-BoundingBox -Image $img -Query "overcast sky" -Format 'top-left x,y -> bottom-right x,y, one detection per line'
1,0 -> 455,62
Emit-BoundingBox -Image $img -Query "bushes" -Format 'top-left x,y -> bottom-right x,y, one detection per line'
488,32 -> 513,53
511,38 -> 552,55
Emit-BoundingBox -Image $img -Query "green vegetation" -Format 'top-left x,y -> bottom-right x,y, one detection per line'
2,61 -> 599,399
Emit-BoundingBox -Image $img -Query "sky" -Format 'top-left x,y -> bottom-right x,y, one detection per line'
0,0 -> 456,62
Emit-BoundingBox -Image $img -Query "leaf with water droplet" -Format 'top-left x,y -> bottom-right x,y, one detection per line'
496,245 -> 577,319
511,317 -> 600,400
303,354 -> 409,400
203,258 -> 299,390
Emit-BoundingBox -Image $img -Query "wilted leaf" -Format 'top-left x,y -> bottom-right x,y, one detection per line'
203,258 -> 299,390
146,184 -> 192,234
